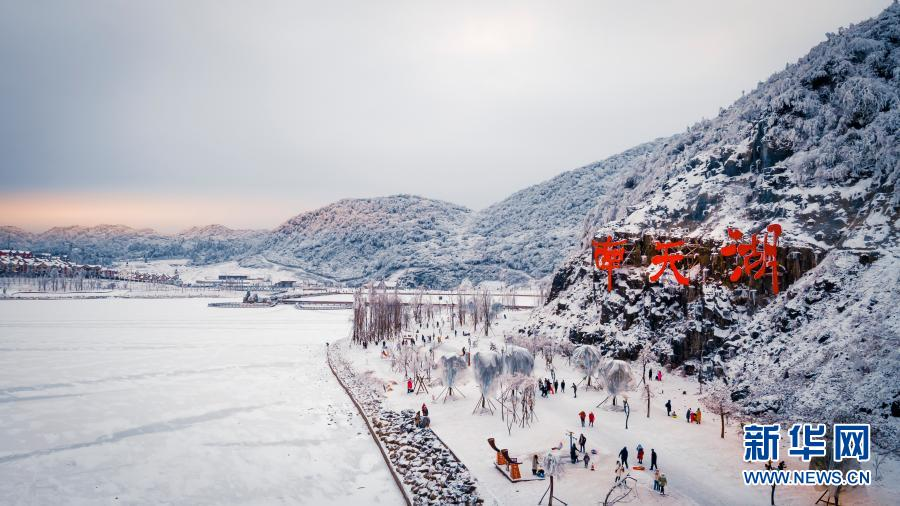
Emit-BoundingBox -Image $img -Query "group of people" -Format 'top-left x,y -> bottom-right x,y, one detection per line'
539,378 -> 567,397
559,431 -> 668,497
662,398 -> 702,425
617,445 -> 666,495
412,402 -> 430,429
577,410 -> 596,427
648,368 -> 664,382
569,433 -> 591,466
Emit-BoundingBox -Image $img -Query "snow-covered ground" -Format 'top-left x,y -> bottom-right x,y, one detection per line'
343,310 -> 899,506
0,299 -> 402,505
2,299 -> 894,505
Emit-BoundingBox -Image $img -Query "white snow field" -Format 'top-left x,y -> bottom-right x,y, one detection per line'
0,299 -> 403,506
343,311 -> 899,506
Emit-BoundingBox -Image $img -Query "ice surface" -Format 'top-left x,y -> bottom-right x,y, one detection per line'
0,299 -> 403,505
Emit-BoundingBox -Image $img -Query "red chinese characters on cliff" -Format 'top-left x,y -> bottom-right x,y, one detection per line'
720,224 -> 782,294
650,240 -> 690,285
589,225 -> 784,293
592,236 -> 628,291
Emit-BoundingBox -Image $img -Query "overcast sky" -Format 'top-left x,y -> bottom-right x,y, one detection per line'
0,0 -> 892,232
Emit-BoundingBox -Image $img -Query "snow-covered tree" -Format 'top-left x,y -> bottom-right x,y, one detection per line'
604,360 -> 634,406
572,344 -> 603,387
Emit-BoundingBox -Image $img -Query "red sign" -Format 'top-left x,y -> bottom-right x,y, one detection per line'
591,236 -> 628,291
720,224 -> 782,294
650,240 -> 689,285
589,224 -> 783,293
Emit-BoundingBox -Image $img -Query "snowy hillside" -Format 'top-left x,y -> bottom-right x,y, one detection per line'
525,4 -> 900,444
261,195 -> 474,286
1,224 -> 266,265
257,146 -> 678,287
465,141 -> 664,280
171,225 -> 268,264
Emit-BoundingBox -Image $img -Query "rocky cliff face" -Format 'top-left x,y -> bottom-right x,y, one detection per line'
526,4 -> 900,444
538,232 -> 820,366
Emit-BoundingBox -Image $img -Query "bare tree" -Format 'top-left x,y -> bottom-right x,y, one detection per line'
456,289 -> 467,327
871,426 -> 899,481
637,341 -> 654,385
353,282 -> 408,344
642,382 -> 652,418
699,384 -> 739,439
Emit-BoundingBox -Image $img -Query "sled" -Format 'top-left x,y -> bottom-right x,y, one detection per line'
632,465 -> 645,471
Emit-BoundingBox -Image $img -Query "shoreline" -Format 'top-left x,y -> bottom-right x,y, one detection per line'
326,338 -> 483,505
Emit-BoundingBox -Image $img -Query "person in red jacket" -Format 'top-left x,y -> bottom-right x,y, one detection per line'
407,378 -> 413,393
588,411 -> 596,427
579,411 -> 586,427
421,403 -> 429,417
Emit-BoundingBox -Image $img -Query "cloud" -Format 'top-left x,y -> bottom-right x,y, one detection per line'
0,0 -> 892,230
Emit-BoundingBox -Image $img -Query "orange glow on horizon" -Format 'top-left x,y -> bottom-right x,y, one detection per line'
0,192 -> 301,233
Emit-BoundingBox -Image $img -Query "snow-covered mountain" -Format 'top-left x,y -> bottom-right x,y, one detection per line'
172,225 -> 268,264
261,195 -> 472,286
1,224 -> 266,265
258,166 -> 672,287
464,141 -> 665,281
526,4 -> 899,442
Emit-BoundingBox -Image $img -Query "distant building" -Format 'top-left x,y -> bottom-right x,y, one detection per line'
273,280 -> 296,289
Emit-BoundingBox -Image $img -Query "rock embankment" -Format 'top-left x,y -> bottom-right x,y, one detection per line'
327,341 -> 482,505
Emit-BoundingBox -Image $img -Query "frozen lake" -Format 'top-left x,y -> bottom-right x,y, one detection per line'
0,299 -> 403,505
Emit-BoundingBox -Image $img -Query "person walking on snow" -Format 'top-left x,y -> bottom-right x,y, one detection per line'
614,461 -> 624,482
532,454 -> 539,476
650,449 -> 658,470
407,378 -> 413,393
570,444 -> 578,464
579,433 -> 587,453
588,411 -> 595,427
561,380 -> 566,392
657,370 -> 662,381
421,403 -> 429,417
583,453 -> 591,469
637,444 -> 644,464
695,408 -> 702,424
658,473 -> 668,495
553,380 -> 559,393
665,399 -> 672,416
653,469 -> 661,491
686,408 -> 692,423
649,368 -> 653,381
619,446 -> 629,468
573,383 -> 578,398
579,411 -> 586,427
